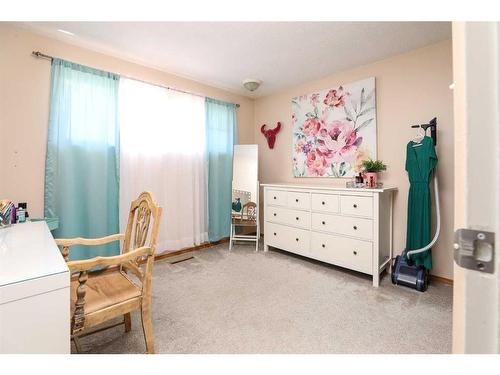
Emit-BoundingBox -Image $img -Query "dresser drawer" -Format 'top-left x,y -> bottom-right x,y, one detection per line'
265,205 -> 287,225
265,222 -> 310,257
310,232 -> 372,274
285,209 -> 310,229
311,193 -> 339,213
340,195 -> 373,217
266,189 -> 287,207
287,191 -> 310,210
311,212 -> 373,240
266,206 -> 310,229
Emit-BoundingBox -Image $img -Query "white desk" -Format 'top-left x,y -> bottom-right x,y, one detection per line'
0,221 -> 70,353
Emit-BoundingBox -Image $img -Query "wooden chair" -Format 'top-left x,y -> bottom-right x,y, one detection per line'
55,192 -> 162,354
237,202 -> 257,223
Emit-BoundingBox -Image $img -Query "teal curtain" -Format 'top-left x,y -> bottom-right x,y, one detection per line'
44,59 -> 120,260
205,98 -> 238,242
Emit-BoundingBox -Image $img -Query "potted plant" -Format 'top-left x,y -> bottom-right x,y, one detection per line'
361,159 -> 387,187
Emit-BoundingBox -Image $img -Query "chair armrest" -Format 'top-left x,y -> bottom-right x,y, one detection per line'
55,233 -> 125,247
55,234 -> 125,262
67,246 -> 153,272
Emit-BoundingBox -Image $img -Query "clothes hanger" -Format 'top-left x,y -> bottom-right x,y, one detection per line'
412,127 -> 425,147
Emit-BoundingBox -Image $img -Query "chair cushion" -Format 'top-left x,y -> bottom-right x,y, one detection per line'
70,271 -> 141,316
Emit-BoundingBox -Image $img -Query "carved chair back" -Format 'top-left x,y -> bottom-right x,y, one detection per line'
241,202 -> 257,221
122,191 -> 162,256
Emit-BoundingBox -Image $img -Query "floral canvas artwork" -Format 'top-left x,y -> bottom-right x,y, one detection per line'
292,77 -> 377,177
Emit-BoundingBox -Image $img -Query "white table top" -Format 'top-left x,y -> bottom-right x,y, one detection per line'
0,221 -> 69,287
260,183 -> 397,193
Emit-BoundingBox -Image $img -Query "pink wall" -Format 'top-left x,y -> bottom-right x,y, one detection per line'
0,24 -> 255,219
253,40 -> 454,279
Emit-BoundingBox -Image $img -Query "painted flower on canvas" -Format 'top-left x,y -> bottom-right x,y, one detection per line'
292,77 -> 377,177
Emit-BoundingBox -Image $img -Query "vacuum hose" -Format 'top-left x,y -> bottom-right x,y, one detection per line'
406,170 -> 441,259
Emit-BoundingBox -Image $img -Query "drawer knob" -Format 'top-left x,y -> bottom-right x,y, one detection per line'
353,204 -> 357,208
353,225 -> 358,230
274,196 -> 277,200
273,213 -> 277,216
322,244 -> 326,248
353,250 -> 357,255
322,221 -> 326,225
273,232 -> 277,236
295,238 -> 299,242
296,217 -> 299,221
322,201 -> 325,205
295,198 -> 299,202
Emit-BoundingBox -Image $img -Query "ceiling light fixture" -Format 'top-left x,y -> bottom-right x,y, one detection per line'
57,29 -> 75,36
243,79 -> 262,92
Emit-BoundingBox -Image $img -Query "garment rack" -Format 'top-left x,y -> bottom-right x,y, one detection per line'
411,117 -> 437,145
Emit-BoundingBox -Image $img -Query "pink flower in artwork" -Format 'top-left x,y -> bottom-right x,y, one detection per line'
317,120 -> 363,163
323,86 -> 347,108
294,139 -> 305,153
306,148 -> 328,176
302,118 -> 321,137
311,93 -> 320,105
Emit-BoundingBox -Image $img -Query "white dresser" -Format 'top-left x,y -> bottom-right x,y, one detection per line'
0,221 -> 70,353
262,184 -> 396,287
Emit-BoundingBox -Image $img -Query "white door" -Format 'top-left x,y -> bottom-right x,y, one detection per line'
452,22 -> 500,353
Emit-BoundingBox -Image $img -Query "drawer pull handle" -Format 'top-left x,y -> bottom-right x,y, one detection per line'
353,250 -> 357,255
295,238 -> 299,242
322,201 -> 325,205
353,204 -> 357,208
296,217 -> 299,221
322,244 -> 326,248
322,221 -> 326,225
273,232 -> 277,236
295,198 -> 299,202
273,213 -> 277,216
353,225 -> 358,230
273,196 -> 277,200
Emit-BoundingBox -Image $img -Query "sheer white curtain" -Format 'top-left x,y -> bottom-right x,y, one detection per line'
119,78 -> 208,253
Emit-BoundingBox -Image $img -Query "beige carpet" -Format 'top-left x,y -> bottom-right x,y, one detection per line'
74,242 -> 453,354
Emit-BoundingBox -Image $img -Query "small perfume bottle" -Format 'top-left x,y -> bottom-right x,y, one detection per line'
355,172 -> 364,188
17,202 -> 27,223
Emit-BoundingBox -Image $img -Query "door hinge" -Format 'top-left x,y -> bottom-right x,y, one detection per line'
454,229 -> 495,273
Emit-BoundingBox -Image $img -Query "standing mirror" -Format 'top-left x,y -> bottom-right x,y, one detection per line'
230,144 -> 259,251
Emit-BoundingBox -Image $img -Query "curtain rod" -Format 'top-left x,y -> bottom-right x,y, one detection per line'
31,51 -> 241,108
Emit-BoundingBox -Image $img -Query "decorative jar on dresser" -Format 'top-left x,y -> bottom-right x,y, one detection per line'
261,183 -> 397,287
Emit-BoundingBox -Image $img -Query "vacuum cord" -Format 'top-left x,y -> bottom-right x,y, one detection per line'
406,169 -> 441,259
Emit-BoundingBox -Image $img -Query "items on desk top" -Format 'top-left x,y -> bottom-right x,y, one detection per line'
0,199 -> 15,228
0,200 -> 30,227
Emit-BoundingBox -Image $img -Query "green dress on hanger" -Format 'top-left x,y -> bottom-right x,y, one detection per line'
405,135 -> 438,270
